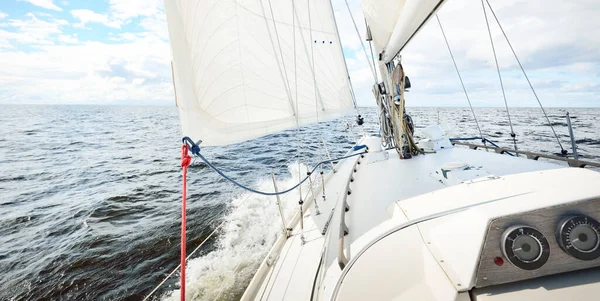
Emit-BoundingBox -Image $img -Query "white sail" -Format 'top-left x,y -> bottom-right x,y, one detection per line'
362,0 -> 447,62
164,0 -> 354,146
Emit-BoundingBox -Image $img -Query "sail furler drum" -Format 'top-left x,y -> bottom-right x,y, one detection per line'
165,0 -> 354,146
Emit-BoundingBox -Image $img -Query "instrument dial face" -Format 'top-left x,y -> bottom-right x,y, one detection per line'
501,225 -> 550,270
557,215 -> 600,260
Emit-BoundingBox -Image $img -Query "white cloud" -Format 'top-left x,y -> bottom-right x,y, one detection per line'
108,0 -> 162,20
71,9 -> 122,29
69,0 -> 163,31
0,2 -> 172,105
138,12 -> 168,40
1,0 -> 598,107
0,11 -> 7,20
58,33 -> 78,44
0,12 -> 68,47
0,35 -> 173,104
332,0 -> 600,107
109,32 -> 138,42
132,78 -> 146,85
18,0 -> 62,11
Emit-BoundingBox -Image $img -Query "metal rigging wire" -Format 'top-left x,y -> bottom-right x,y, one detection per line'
480,0 -> 518,152
343,0 -> 377,84
365,19 -> 379,84
328,0 -> 361,117
307,0 -> 319,122
364,19 -> 384,131
263,0 -> 295,116
435,15 -> 485,141
483,0 -> 566,154
292,0 -> 302,204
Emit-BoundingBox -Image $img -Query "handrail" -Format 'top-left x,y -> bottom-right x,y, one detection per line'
449,137 -> 514,156
338,154 -> 363,269
452,141 -> 600,168
240,150 -> 352,301
241,169 -> 335,301
182,136 -> 367,196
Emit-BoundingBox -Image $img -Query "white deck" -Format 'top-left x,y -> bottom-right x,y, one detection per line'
242,136 -> 600,301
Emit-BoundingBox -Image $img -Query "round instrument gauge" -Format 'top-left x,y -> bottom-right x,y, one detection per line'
557,215 -> 600,260
501,225 -> 550,270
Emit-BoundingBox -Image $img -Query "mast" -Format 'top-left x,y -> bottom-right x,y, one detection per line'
362,0 -> 449,157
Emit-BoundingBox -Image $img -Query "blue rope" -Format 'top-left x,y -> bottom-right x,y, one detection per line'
353,145 -> 367,151
449,137 -> 514,156
182,137 -> 368,196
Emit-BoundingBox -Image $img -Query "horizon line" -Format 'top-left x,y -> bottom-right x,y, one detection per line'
1,103 -> 599,109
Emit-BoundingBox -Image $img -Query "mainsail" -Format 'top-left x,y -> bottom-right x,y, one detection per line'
165,0 -> 354,146
361,0 -> 447,62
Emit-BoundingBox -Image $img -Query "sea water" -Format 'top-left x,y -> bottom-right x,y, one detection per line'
1,105 -> 598,300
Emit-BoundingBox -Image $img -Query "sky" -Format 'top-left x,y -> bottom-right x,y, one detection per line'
0,0 -> 598,107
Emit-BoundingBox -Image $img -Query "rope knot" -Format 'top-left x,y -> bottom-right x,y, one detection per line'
181,144 -> 192,168
182,136 -> 201,155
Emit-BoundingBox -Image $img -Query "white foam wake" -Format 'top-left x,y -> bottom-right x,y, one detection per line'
163,163 -> 311,301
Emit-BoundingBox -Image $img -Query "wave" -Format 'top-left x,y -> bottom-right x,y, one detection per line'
162,163 -> 311,301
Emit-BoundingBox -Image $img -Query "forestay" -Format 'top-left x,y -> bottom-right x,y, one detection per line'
165,0 -> 354,146
361,0 -> 447,62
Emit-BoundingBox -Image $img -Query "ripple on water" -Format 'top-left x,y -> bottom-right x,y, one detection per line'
0,105 -> 599,301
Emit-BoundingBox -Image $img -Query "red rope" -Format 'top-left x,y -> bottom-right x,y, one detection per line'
180,144 -> 192,301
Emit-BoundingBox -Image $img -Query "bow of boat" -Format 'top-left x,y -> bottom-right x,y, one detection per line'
242,135 -> 600,301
